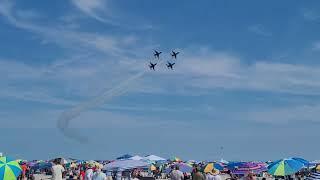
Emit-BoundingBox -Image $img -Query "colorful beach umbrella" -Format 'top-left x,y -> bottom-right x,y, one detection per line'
171,157 -> 182,162
203,163 -> 224,172
165,163 -> 193,173
268,158 -> 304,176
228,162 -> 267,175
0,157 -> 22,180
150,164 -> 157,171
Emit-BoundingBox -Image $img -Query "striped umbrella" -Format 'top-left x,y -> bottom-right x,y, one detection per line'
0,157 -> 22,180
268,158 -> 304,176
306,171 -> 320,180
230,162 -> 267,175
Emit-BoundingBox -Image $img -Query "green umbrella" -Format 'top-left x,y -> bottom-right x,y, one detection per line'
0,157 -> 22,180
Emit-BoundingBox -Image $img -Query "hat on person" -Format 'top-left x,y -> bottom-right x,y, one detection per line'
209,169 -> 220,175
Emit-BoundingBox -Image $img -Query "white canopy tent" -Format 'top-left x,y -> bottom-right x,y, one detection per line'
144,155 -> 166,161
103,160 -> 151,171
129,155 -> 144,161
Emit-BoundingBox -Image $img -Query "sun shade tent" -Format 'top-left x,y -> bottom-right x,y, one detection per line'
144,155 -> 166,161
129,156 -> 144,161
103,160 -> 151,171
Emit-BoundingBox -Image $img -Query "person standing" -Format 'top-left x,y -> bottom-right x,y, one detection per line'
85,164 -> 94,180
51,159 -> 66,180
93,165 -> 107,180
170,165 -> 184,180
211,169 -> 222,180
192,167 -> 205,180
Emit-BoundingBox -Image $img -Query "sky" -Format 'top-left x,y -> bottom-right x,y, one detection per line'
1,0 -> 320,161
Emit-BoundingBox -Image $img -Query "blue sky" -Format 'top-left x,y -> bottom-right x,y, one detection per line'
1,0 -> 320,161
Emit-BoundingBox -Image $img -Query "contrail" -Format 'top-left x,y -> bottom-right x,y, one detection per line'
57,60 -> 161,142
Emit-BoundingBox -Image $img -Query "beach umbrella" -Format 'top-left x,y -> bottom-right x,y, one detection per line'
0,156 -> 22,180
76,160 -> 85,164
230,162 -> 267,175
203,163 -> 224,172
150,164 -> 157,171
291,157 -> 310,167
165,163 -> 193,173
268,158 -> 304,176
27,162 -> 36,167
219,159 -> 229,164
227,162 -> 245,169
171,157 -> 182,162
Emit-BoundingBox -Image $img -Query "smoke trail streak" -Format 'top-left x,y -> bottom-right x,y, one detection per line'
57,70 -> 146,142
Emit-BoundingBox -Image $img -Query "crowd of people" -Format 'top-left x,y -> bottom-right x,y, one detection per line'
15,157 -> 320,180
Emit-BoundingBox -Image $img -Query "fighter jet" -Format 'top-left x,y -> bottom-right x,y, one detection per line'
166,62 -> 175,70
154,50 -> 162,59
171,51 -> 180,59
149,62 -> 157,70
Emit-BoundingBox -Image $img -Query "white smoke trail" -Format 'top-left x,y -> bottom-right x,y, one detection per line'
57,60 -> 163,142
57,70 -> 145,142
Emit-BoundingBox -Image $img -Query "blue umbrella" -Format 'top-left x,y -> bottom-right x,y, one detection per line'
291,157 -> 310,167
227,162 -> 245,169
165,163 -> 193,173
268,158 -> 304,176
31,162 -> 52,170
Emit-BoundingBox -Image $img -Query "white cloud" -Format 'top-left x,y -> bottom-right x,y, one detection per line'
3,0 -> 320,130
248,24 -> 272,37
70,0 -> 110,23
140,50 -> 320,96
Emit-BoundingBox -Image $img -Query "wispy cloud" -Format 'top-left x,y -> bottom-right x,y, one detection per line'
302,9 -> 320,21
248,24 -> 272,37
141,50 -> 320,96
70,0 -> 111,23
69,0 -> 153,30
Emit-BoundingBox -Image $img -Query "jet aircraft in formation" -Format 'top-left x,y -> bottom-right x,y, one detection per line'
171,51 -> 179,59
149,62 -> 157,71
166,62 -> 175,70
154,50 -> 162,59
148,50 -> 180,71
